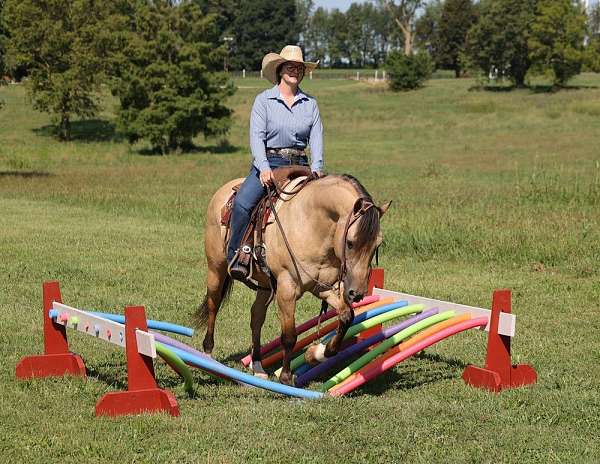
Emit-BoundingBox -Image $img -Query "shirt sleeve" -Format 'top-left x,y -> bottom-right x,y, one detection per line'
309,101 -> 324,172
249,94 -> 270,172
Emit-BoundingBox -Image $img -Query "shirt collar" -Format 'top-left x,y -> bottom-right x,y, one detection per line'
267,85 -> 309,103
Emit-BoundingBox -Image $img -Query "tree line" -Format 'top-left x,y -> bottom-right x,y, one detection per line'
1,0 -> 600,152
300,0 -> 600,88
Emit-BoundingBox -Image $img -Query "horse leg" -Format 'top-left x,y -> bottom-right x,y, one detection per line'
305,289 -> 354,365
276,280 -> 298,386
249,289 -> 271,379
198,263 -> 231,356
324,304 -> 355,357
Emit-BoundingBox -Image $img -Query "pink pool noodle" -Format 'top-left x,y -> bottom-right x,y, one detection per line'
240,294 -> 380,367
329,317 -> 489,397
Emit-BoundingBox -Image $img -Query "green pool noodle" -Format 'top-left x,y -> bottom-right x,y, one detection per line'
276,304 -> 425,377
320,310 -> 456,392
156,342 -> 194,394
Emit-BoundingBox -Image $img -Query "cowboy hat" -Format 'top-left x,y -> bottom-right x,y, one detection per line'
261,45 -> 319,85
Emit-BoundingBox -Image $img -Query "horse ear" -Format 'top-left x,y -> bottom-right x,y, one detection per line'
378,201 -> 392,217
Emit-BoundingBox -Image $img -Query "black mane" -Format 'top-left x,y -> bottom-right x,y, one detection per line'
340,174 -> 380,251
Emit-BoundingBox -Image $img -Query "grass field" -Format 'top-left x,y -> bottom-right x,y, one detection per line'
1,74 -> 600,463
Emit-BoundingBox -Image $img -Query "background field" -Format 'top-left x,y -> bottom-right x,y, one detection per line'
1,75 -> 599,463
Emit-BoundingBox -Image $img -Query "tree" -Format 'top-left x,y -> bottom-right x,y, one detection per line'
304,7 -> 330,63
415,0 -> 443,64
229,0 -> 300,70
296,0 -> 314,42
0,0 -> 6,78
193,0 -> 236,35
589,2 -> 600,39
371,2 -> 398,67
529,0 -> 587,86
0,0 -> 5,110
380,0 -> 425,56
466,0 -> 538,87
4,0 -> 124,139
437,0 -> 478,77
346,3 -> 378,67
586,3 -> 600,72
111,0 -> 234,154
329,8 -> 351,66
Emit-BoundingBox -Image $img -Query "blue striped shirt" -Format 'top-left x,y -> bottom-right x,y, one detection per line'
250,85 -> 324,173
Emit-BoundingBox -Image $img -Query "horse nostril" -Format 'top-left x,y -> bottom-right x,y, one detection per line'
347,290 -> 363,303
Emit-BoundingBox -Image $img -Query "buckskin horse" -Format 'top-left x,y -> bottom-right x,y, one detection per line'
195,173 -> 390,386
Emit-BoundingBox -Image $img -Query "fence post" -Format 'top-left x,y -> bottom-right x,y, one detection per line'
356,71 -> 360,81
243,69 -> 246,79
383,70 -> 386,80
260,70 -> 263,79
375,70 -> 378,81
310,71 -> 313,80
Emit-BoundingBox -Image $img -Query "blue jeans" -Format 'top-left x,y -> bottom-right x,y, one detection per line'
227,156 -> 309,263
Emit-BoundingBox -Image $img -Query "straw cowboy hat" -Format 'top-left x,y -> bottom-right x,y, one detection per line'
261,45 -> 319,85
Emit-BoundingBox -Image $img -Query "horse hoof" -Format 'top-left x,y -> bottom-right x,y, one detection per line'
305,343 -> 326,366
278,372 -> 295,386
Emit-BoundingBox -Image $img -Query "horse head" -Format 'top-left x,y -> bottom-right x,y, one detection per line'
338,187 -> 391,308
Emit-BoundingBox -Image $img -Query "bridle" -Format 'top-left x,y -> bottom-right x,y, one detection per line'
337,197 -> 377,291
268,183 -> 378,300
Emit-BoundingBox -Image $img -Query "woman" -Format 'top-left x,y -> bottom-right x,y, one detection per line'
227,45 -> 324,280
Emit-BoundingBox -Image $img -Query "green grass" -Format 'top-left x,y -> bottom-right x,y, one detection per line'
1,75 -> 600,463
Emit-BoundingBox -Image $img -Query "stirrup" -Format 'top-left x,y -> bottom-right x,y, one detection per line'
227,248 -> 251,281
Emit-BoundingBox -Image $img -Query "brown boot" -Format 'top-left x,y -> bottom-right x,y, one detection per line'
228,249 -> 251,281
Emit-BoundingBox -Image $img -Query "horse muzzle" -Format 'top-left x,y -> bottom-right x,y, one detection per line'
344,288 -> 365,306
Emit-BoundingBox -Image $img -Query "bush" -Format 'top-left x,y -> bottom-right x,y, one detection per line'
385,51 -> 433,91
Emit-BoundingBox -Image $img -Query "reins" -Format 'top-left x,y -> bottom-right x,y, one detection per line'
266,179 -> 377,305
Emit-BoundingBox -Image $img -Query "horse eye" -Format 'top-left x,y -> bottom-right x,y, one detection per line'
347,241 -> 354,250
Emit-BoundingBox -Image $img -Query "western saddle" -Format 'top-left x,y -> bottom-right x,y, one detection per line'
220,165 -> 315,289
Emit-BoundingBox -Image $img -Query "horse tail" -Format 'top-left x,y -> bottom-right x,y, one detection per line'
194,273 -> 234,328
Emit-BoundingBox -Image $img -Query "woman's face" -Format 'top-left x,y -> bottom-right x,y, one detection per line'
280,62 -> 305,86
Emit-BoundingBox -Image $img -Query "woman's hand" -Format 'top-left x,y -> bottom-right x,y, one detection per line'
260,168 -> 275,187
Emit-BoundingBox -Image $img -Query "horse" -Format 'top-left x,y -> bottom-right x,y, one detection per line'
195,173 -> 390,385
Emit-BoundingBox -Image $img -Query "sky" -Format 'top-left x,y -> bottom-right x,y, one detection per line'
313,0 -> 356,12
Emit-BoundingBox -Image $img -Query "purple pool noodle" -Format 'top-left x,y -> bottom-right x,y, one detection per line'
151,331 -> 212,359
151,331 -> 246,385
294,307 -> 440,387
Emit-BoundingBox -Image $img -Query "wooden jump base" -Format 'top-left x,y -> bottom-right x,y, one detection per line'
16,281 -> 179,417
